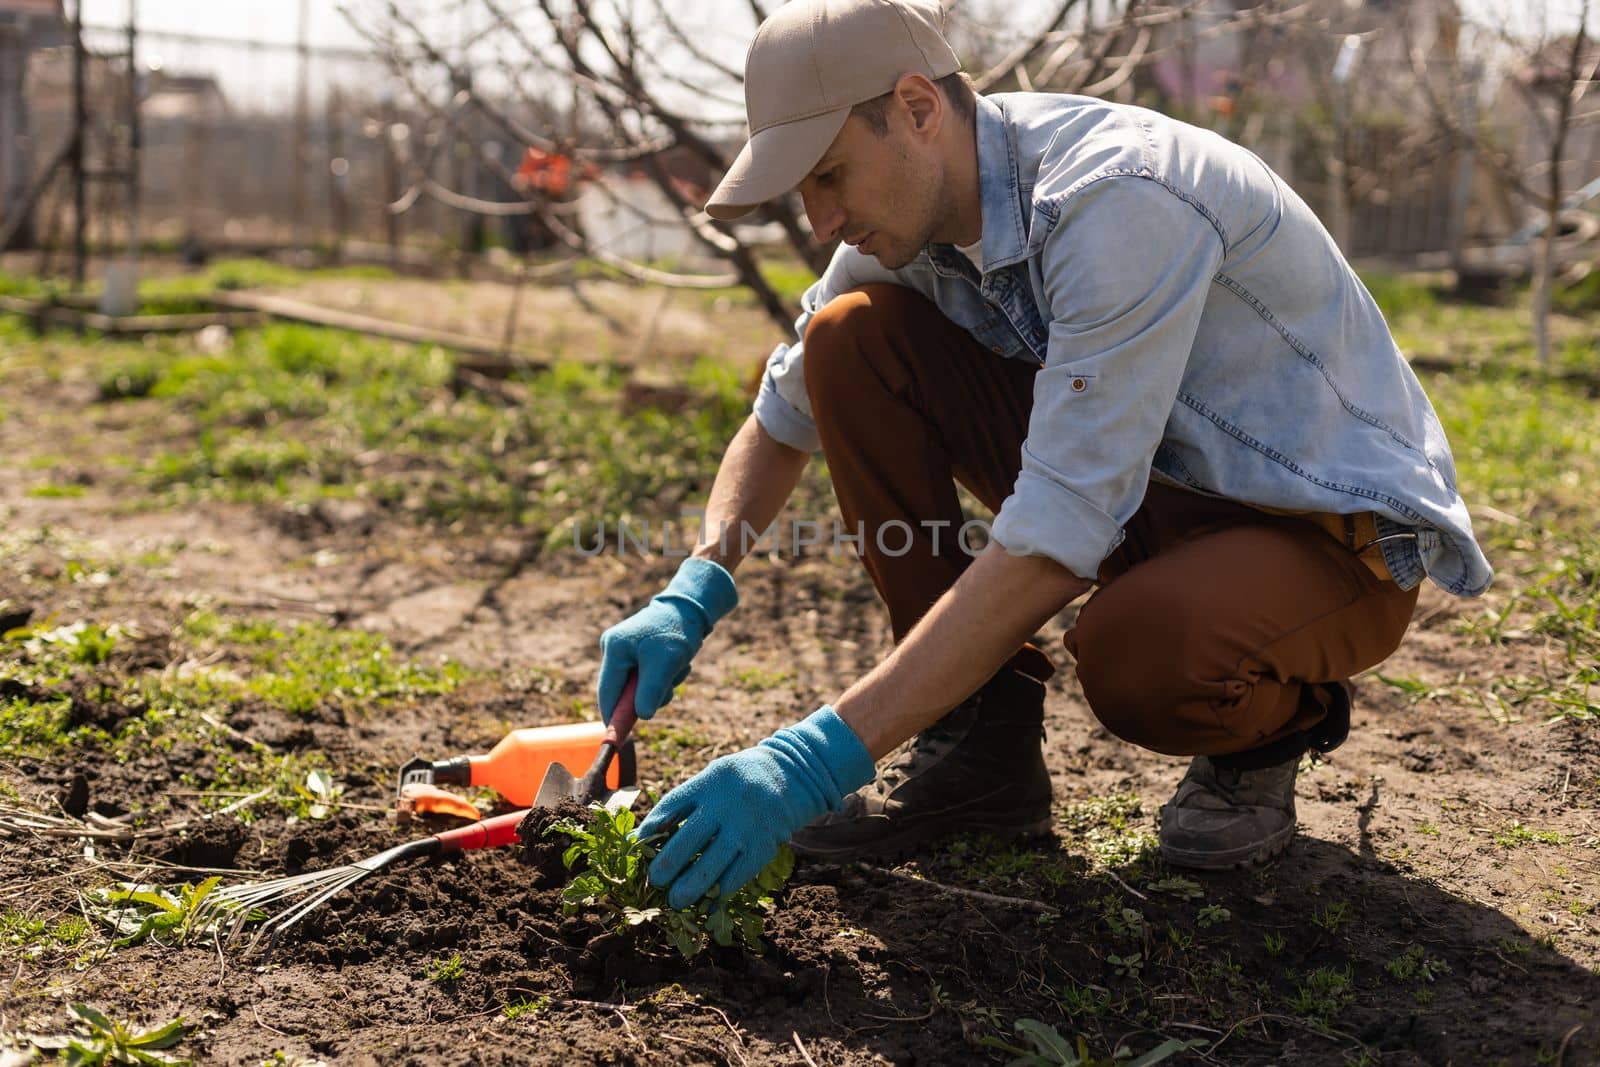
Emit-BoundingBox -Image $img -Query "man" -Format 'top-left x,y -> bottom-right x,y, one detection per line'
597,0 -> 1491,909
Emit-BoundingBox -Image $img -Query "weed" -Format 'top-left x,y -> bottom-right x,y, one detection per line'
502,994 -> 551,1020
426,953 -> 466,984
1373,673 -> 1456,705
1262,931 -> 1287,957
1494,821 -> 1565,848
1312,901 -> 1350,933
1052,978 -> 1111,1019
37,1004 -> 189,1066
1195,904 -> 1231,928
23,620 -> 124,667
947,834 -> 1077,890
1145,875 -> 1204,901
177,610 -> 461,716
1288,965 -> 1355,1021
84,877 -> 255,947
1061,793 -> 1157,871
0,693 -> 76,754
1417,820 -> 1441,836
1385,945 -> 1451,983
259,1053 -> 326,1067
0,909 -> 92,955
27,483 -> 87,499
982,1018 -> 1198,1066
1106,952 -> 1143,980
728,665 -> 796,692
640,723 -> 712,776
549,803 -> 795,958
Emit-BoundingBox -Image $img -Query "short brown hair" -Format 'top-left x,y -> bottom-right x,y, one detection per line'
850,71 -> 976,136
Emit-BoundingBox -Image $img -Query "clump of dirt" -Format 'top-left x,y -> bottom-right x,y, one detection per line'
516,798 -> 590,886
148,818 -> 252,870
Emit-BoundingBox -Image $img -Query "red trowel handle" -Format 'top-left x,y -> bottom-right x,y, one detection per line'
579,674 -> 639,803
432,808 -> 531,855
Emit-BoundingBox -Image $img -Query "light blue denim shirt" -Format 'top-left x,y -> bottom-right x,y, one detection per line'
754,92 -> 1492,597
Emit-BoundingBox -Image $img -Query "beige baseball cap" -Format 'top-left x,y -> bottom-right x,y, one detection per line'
704,0 -> 960,221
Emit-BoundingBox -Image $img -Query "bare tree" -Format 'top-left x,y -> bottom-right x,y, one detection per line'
344,0 -> 1593,342
342,0 -> 1280,329
1405,0 -> 1598,365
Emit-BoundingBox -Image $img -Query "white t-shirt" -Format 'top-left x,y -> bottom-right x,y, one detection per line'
956,237 -> 983,271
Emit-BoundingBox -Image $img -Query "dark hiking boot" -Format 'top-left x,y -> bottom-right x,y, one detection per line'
1157,679 -> 1354,870
1158,755 -> 1299,870
788,668 -> 1053,861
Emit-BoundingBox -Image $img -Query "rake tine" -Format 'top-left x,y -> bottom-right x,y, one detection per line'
244,869 -> 372,955
204,869 -> 355,948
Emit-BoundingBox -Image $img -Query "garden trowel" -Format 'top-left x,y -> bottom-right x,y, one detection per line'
533,673 -> 641,813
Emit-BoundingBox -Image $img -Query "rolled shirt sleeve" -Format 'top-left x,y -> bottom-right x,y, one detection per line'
992,176 -> 1226,579
753,245 -> 904,454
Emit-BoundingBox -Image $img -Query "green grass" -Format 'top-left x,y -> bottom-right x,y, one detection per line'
1060,793 -> 1158,872
0,258 -> 395,312
1286,964 -> 1355,1022
0,609 -> 462,816
502,994 -> 550,1020
1365,270 -> 1600,375
82,322 -> 755,543
25,483 -> 87,499
0,909 -> 92,951
1380,291 -> 1600,727
425,952 -> 466,984
177,609 -> 463,717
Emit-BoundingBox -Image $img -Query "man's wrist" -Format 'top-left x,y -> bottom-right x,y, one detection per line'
761,705 -> 875,809
660,556 -> 739,626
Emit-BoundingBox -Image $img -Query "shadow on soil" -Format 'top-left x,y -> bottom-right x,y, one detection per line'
697,835 -> 1600,1066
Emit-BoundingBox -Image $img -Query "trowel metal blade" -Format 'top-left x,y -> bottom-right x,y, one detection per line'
533,762 -> 579,808
602,786 -> 641,813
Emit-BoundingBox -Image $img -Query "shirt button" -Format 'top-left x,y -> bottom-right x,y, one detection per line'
990,345 -> 1004,354
1071,377 -> 1087,392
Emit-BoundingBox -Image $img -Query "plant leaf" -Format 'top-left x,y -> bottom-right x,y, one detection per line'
705,907 -> 735,947
1124,1038 -> 1207,1067
69,1003 -> 115,1035
128,1018 -> 188,1049
1012,1018 -> 1077,1063
305,768 -> 335,801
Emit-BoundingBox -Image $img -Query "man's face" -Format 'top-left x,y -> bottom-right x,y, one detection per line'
796,110 -> 945,270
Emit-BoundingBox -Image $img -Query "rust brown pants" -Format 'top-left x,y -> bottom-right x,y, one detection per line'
802,284 -> 1419,757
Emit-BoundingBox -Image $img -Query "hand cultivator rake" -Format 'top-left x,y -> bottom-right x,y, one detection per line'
204,810 -> 529,951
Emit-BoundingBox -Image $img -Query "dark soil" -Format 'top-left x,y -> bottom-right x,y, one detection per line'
517,799 -> 593,887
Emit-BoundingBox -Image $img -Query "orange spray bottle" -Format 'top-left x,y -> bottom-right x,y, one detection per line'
398,677 -> 637,808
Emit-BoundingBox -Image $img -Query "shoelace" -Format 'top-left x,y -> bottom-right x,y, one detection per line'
872,705 -> 974,794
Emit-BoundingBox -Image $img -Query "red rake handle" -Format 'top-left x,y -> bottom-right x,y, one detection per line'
433,808 -> 530,855
579,673 -> 639,802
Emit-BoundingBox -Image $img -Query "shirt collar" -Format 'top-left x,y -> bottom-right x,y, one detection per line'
925,93 -> 1029,278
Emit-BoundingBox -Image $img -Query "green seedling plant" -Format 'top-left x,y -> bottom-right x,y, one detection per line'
84,877 -> 256,947
426,952 -> 466,984
981,1018 -> 1201,1066
33,1004 -> 189,1066
548,804 -> 795,959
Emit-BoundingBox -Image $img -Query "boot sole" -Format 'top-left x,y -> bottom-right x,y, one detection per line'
1158,824 -> 1296,871
790,814 -> 1054,863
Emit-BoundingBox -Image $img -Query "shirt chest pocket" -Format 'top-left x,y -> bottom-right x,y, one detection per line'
967,312 -> 1034,361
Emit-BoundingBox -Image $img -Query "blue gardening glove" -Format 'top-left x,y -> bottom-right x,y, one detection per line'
636,706 -> 875,910
598,557 -> 738,723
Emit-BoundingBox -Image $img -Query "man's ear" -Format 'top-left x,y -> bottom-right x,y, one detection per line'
893,73 -> 942,139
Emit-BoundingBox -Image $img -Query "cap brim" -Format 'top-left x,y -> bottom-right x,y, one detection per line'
704,107 -> 851,221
